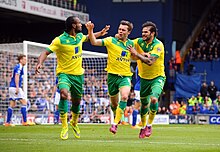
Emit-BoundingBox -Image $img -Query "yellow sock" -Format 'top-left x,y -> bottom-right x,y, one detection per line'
147,110 -> 156,125
141,113 -> 148,127
60,113 -> 68,129
114,107 -> 124,124
71,112 -> 79,126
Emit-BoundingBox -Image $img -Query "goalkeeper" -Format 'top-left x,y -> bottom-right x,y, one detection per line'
35,16 -> 109,140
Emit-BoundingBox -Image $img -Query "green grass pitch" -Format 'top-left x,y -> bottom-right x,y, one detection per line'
0,124 -> 220,152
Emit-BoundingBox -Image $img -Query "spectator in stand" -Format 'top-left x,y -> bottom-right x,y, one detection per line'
188,95 -> 198,106
214,95 -> 220,113
168,57 -> 176,79
208,81 -> 218,101
200,82 -> 208,98
157,107 -> 162,114
179,101 -> 187,115
32,93 -> 50,113
169,101 -> 180,115
197,92 -> 204,105
203,96 -> 212,107
192,103 -> 200,114
161,106 -> 170,114
214,95 -> 220,106
175,50 -> 182,72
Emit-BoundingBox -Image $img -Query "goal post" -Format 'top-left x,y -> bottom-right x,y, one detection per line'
0,41 -> 111,125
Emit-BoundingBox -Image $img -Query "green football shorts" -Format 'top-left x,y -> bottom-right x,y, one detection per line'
58,73 -> 84,98
140,76 -> 166,99
107,73 -> 131,96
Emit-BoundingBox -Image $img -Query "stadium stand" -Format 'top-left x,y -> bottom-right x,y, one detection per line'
30,0 -> 87,12
0,0 -> 220,126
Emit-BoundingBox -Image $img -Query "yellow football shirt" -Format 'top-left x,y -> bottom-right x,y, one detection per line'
46,32 -> 87,75
134,37 -> 165,79
102,37 -> 134,76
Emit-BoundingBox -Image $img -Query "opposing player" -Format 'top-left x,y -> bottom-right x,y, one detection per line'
127,21 -> 166,138
86,20 -> 134,134
5,54 -> 29,126
131,66 -> 141,129
51,77 -> 60,124
35,16 -> 109,140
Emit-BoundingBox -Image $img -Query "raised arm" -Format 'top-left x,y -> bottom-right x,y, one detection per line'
94,25 -> 110,38
86,21 -> 108,46
127,45 -> 156,66
35,50 -> 51,74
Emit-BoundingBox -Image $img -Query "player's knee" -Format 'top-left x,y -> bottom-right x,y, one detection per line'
20,99 -> 27,105
60,91 -> 68,100
9,101 -> 16,108
72,98 -> 81,106
121,94 -> 128,101
141,104 -> 148,109
150,97 -> 158,104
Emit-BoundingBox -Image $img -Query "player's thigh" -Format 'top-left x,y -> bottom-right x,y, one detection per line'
134,100 -> 141,109
107,74 -> 120,96
119,76 -> 131,98
69,74 -> 84,99
118,76 -> 132,89
110,94 -> 119,106
140,78 -> 151,98
9,87 -> 25,100
19,99 -> 27,105
134,90 -> 140,101
58,74 -> 71,91
9,100 -> 16,107
149,76 -> 165,99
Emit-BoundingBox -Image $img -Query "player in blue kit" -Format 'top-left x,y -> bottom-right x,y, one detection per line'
5,54 -> 29,126
131,66 -> 141,129
51,77 -> 60,124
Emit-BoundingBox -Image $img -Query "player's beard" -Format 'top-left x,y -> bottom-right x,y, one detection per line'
143,34 -> 151,42
75,27 -> 82,33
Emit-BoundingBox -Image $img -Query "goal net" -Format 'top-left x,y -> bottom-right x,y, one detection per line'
0,41 -> 111,125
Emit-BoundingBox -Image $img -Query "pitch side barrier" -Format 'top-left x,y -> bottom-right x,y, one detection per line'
1,114 -> 219,125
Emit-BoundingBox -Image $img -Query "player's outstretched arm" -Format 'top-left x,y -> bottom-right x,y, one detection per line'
94,24 -> 110,38
127,45 -> 156,66
35,51 -> 51,74
85,21 -> 104,46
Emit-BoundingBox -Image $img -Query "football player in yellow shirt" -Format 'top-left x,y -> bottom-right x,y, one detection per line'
127,21 -> 166,138
86,20 -> 134,134
35,16 -> 109,140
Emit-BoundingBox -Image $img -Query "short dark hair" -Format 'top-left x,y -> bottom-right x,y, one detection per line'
18,54 -> 26,62
120,20 -> 133,32
142,21 -> 158,37
65,16 -> 78,32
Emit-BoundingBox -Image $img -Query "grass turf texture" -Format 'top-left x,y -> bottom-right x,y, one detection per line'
0,124 -> 219,152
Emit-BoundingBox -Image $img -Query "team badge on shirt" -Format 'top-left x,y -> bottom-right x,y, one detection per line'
75,47 -> 79,54
121,51 -> 128,57
157,47 -> 161,52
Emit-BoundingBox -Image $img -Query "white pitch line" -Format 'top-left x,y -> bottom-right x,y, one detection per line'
0,138 -> 219,147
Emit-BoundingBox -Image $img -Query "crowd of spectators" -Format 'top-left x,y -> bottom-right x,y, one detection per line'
185,1 -> 220,62
31,0 -> 87,12
168,81 -> 220,115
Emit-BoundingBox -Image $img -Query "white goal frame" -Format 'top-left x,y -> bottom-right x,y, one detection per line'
23,40 -> 108,101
